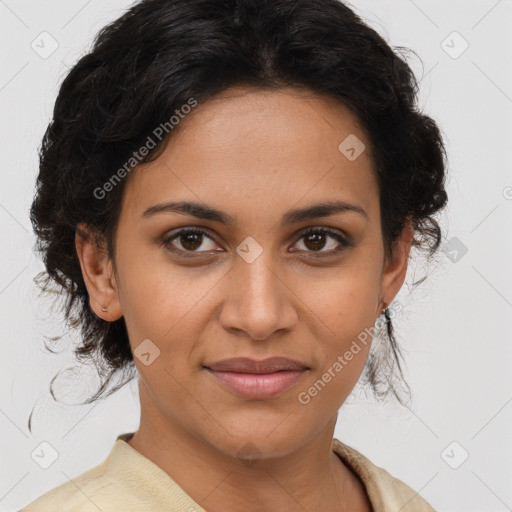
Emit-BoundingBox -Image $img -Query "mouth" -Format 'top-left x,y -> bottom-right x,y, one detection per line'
203,356 -> 310,400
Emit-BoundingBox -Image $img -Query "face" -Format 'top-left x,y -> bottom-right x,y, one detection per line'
77,86 -> 412,461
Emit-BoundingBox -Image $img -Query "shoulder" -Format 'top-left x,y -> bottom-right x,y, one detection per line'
19,434 -> 203,512
20,459 -> 119,512
20,435 -> 143,512
332,438 -> 436,512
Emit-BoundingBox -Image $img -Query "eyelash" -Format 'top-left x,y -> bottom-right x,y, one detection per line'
162,226 -> 351,259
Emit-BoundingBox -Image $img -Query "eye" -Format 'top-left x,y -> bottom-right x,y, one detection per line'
290,227 -> 350,257
162,226 -> 350,258
162,227 -> 220,256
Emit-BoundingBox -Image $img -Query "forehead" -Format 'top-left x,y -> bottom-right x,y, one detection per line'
120,86 -> 379,223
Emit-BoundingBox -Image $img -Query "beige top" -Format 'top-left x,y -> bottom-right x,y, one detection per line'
21,433 -> 435,511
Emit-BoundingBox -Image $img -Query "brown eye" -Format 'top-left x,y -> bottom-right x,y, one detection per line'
180,231 -> 204,251
303,232 -> 328,251
292,227 -> 350,257
162,228 -> 219,255
162,226 -> 350,259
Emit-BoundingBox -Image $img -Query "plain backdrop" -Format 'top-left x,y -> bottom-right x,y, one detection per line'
1,1 -> 511,510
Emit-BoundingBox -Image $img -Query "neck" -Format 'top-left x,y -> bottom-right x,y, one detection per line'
127,386 -> 371,512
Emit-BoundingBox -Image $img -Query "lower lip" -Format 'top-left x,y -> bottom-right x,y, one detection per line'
205,369 -> 307,399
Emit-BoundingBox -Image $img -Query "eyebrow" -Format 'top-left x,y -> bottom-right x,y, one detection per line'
142,199 -> 368,225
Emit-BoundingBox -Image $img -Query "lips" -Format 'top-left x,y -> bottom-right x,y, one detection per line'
204,356 -> 309,373
203,357 -> 309,400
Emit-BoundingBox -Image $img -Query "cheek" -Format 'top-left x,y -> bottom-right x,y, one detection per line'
298,309 -> 375,413
303,256 -> 381,332
300,260 -> 380,390
115,246 -> 219,342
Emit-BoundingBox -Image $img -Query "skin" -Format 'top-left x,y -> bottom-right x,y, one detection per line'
76,86 -> 413,512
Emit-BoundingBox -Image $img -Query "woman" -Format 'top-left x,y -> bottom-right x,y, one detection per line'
23,0 -> 447,510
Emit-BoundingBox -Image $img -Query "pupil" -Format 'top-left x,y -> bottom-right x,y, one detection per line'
182,233 -> 202,250
306,233 -> 325,251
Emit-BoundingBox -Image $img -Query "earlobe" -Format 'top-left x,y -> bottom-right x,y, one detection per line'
378,218 -> 414,313
75,223 -> 123,321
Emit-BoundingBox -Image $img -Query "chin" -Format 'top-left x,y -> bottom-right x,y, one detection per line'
200,419 -> 311,463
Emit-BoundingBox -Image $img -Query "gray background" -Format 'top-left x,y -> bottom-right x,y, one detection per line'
1,1 -> 511,510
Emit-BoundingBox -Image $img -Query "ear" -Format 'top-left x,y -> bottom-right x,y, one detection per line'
75,223 -> 123,321
377,217 -> 414,314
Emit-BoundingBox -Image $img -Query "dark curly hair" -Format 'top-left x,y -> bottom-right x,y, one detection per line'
29,0 -> 448,423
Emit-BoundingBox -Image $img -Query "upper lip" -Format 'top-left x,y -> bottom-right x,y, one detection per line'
204,357 -> 309,374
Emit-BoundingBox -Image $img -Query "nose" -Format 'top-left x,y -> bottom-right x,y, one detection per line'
218,251 -> 298,341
